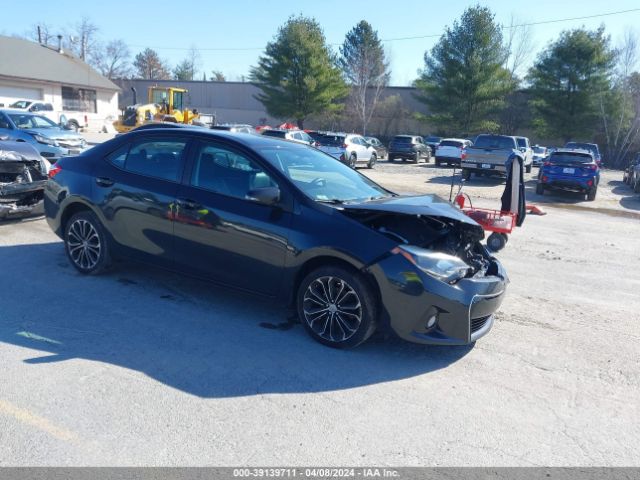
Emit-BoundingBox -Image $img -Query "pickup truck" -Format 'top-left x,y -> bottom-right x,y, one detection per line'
462,134 -> 521,179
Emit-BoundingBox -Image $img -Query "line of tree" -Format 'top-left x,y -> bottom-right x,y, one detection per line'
248,7 -> 639,167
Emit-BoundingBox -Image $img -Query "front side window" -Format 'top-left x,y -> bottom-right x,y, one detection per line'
190,142 -> 276,199
121,137 -> 187,181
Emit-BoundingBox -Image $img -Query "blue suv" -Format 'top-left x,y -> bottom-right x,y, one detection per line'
536,149 -> 600,201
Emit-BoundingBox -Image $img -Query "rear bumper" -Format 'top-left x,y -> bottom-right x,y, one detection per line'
461,162 -> 506,173
368,253 -> 508,345
389,149 -> 419,158
436,156 -> 462,164
540,174 -> 596,191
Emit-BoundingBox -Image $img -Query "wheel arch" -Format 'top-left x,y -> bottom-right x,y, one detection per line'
289,255 -> 382,312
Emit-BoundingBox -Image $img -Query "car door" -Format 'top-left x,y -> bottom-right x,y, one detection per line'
172,139 -> 292,296
91,134 -> 189,268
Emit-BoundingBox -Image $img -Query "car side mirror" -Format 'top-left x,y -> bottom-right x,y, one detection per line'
247,186 -> 280,206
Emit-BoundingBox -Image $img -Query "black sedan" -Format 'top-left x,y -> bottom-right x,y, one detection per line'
45,128 -> 508,348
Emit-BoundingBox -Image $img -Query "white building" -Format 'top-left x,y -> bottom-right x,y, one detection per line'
0,35 -> 120,132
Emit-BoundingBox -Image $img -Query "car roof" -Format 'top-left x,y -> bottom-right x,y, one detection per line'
121,126 -> 309,149
552,148 -> 594,156
440,138 -> 469,142
0,108 -> 40,115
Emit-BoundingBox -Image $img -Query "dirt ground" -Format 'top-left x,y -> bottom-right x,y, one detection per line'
0,156 -> 638,466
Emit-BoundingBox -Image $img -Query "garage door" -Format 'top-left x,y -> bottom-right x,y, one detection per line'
0,85 -> 43,106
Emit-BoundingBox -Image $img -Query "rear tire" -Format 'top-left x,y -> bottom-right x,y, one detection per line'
297,265 -> 377,349
525,163 -> 532,174
435,158 -> 441,167
462,169 -> 471,181
349,154 -> 357,169
414,151 -> 420,163
587,187 -> 597,201
535,183 -> 545,195
64,211 -> 112,275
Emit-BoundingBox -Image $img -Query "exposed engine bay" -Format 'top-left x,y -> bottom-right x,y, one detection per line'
0,141 -> 49,219
344,209 -> 493,277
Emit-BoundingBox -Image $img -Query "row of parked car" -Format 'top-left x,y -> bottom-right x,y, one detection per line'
623,153 -> 640,193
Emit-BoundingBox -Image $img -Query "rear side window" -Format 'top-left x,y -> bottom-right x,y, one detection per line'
107,137 -> 187,182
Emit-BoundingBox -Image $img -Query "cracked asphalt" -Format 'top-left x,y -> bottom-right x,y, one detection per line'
0,160 -> 638,466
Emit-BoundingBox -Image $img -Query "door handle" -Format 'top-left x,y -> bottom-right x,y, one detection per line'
95,177 -> 114,187
176,198 -> 200,210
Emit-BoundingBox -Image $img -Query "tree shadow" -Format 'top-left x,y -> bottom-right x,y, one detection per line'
0,242 -> 473,399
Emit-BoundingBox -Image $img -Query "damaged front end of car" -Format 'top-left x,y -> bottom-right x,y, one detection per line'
342,195 -> 508,345
0,142 -> 50,220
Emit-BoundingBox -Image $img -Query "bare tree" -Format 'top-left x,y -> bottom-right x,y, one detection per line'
64,17 -> 100,65
211,70 -> 226,82
504,15 -> 535,81
27,23 -> 55,45
600,29 -> 640,167
338,21 -> 390,135
94,39 -> 131,79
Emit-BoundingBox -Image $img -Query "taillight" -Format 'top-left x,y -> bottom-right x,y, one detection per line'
461,150 -> 467,160
48,164 -> 62,178
541,176 -> 548,182
543,161 -> 552,167
589,164 -> 598,171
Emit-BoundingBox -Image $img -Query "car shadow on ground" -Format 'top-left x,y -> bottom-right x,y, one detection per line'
608,180 -> 640,211
0,242 -> 474,399
523,178 -> 589,204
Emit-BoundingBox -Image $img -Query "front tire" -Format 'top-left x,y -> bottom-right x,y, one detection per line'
349,154 -> 357,169
367,153 -> 377,169
587,187 -> 597,201
297,266 -> 377,349
487,232 -> 507,252
414,151 -> 420,163
64,211 -> 111,274
526,163 -> 532,173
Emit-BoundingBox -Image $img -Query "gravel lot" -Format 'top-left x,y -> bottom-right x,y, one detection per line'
0,157 -> 639,466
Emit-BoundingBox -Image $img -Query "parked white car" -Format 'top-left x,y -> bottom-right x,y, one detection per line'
9,99 -> 89,132
317,133 -> 378,168
434,138 -> 473,166
515,136 -> 534,173
261,129 -> 315,146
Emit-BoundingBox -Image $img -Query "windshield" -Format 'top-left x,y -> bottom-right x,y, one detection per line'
259,146 -> 391,203
8,113 -> 58,129
439,140 -> 463,147
549,153 -> 593,164
319,134 -> 345,147
516,138 -> 527,148
9,101 -> 32,109
474,135 -> 516,150
533,147 -> 546,154
565,142 -> 599,155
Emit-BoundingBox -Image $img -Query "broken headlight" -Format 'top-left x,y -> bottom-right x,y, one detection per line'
393,245 -> 471,284
31,134 -> 58,147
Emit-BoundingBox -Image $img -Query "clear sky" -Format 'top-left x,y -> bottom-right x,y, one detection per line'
3,0 -> 640,85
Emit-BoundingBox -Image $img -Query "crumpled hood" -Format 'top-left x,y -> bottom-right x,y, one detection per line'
342,194 -> 480,227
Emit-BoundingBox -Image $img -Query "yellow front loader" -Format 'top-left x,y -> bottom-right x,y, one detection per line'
114,86 -> 200,133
